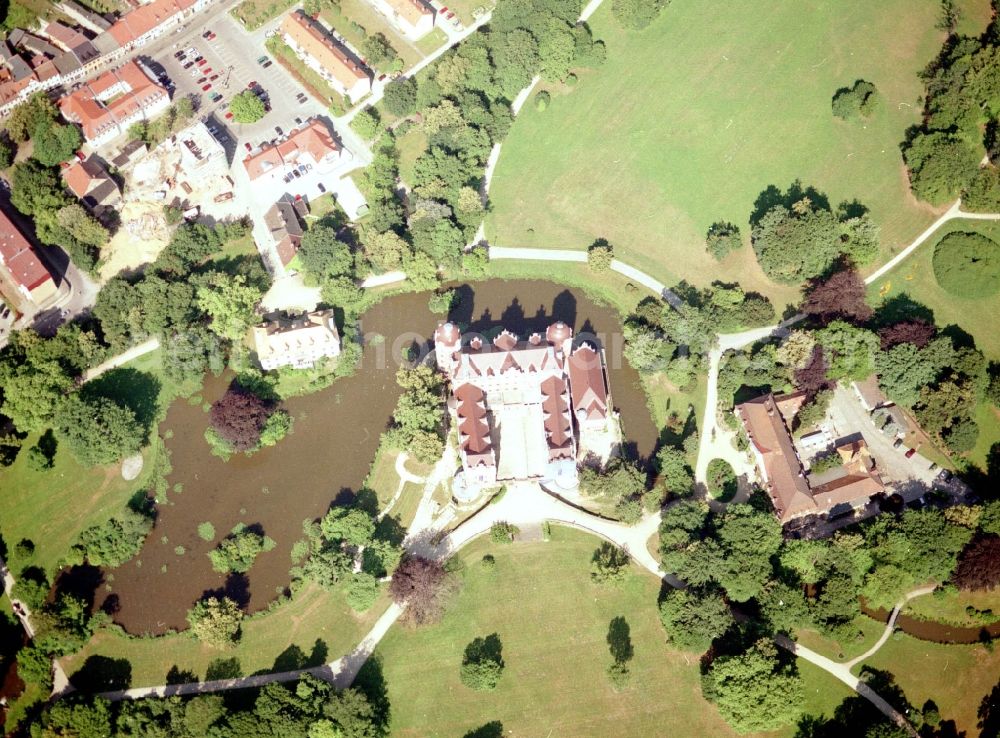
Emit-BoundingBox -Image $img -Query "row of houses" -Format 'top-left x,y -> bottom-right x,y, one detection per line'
0,0 -> 211,117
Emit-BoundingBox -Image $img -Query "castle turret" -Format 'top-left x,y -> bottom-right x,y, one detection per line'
434,321 -> 461,374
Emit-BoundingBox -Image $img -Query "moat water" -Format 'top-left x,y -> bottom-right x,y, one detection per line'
97,279 -> 660,634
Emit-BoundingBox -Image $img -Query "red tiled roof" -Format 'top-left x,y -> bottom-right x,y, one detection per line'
0,209 -> 53,293
568,343 -> 608,422
281,11 -> 369,90
59,60 -> 167,141
386,0 -> 433,26
61,157 -> 104,198
108,0 -> 183,46
455,382 -> 493,465
540,375 -> 574,460
242,118 -> 338,180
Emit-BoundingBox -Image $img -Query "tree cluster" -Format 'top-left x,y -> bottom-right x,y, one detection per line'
30,673 -> 387,738
750,183 -> 879,284
11,158 -> 108,273
578,457 -> 647,523
831,80 -> 879,120
208,524 -> 277,574
383,364 -> 445,464
206,382 -> 292,458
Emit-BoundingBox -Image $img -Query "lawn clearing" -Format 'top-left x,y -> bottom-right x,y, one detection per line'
414,27 -> 448,55
61,584 -> 390,689
395,126 -> 428,186
371,526 -> 748,737
903,588 -> 1000,628
795,616 -> 887,663
321,0 -> 423,70
858,633 -> 1000,735
486,0 -> 947,310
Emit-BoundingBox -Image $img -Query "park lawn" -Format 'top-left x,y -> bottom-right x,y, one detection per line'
371,526 -> 753,737
866,218 -> 1000,470
794,616 -> 886,663
0,347 -> 196,576
858,633 -> 1000,735
322,0 -> 423,70
955,0 -> 995,36
796,657 -> 856,726
0,439 -> 152,578
414,27 -> 448,55
395,126 -> 428,186
486,0 -> 947,310
61,583 -> 391,689
903,588 -> 1000,627
388,481 -> 424,530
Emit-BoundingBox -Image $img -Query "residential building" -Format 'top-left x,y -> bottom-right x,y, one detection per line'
434,321 -> 612,494
57,1 -> 112,33
281,10 -> 371,100
62,156 -> 122,215
105,0 -> 209,51
242,117 -> 341,184
251,309 -> 341,370
369,0 -> 434,39
0,209 -> 58,310
736,393 -> 886,525
264,196 -> 308,266
59,60 -> 169,146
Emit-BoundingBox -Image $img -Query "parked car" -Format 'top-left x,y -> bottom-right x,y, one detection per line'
193,55 -> 203,62
274,126 -> 283,135
244,142 -> 252,151
197,77 -> 207,84
204,67 -> 213,74
892,438 -> 903,449
294,117 -> 302,124
202,30 -> 212,38
262,60 -> 272,68
225,111 -> 234,120
183,61 -> 194,69
904,447 -> 917,459
174,50 -> 185,59
257,55 -> 268,64
292,169 -> 301,178
317,182 -> 326,193
210,74 -> 219,81
248,80 -> 257,88
197,58 -> 208,66
377,73 -> 387,81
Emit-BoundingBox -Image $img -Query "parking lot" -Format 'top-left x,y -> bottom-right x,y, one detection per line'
151,12 -> 330,149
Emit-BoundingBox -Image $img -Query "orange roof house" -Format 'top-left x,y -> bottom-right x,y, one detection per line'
370,0 -> 434,39
736,393 -> 886,525
281,11 -> 370,100
62,157 -> 121,214
107,0 -> 186,48
0,209 -> 57,309
59,60 -> 169,145
242,118 -> 340,182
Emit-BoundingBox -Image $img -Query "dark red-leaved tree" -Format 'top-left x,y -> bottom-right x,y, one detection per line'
877,320 -> 936,350
953,534 -> 1000,591
801,268 -> 873,325
209,386 -> 273,452
794,345 -> 831,398
389,555 -> 454,626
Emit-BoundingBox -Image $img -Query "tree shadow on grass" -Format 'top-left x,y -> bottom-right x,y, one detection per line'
69,655 -> 132,692
205,656 -> 243,681
463,722 -> 503,738
353,653 -> 391,734
269,639 -> 328,672
166,665 -> 198,685
981,676 -> 1000,738
607,616 -> 633,665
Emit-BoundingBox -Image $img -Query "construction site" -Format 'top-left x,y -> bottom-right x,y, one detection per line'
100,121 -> 247,279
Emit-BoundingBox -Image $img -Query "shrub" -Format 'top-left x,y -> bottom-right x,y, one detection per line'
611,0 -> 668,30
428,288 -> 458,314
831,80 -> 879,119
389,555 -> 453,626
706,459 -> 737,500
345,572 -> 380,612
208,526 -> 276,574
705,222 -> 742,260
77,508 -> 153,567
25,444 -> 53,471
535,90 -> 550,111
350,107 -> 381,140
932,231 -> 1000,297
587,240 -> 614,272
54,394 -> 143,467
962,166 -> 1000,212
197,522 -> 216,541
904,131 -> 980,206
953,535 -> 1000,591
186,597 -> 243,648
591,542 -> 630,584
459,634 -> 504,691
606,660 -> 630,689
489,522 -> 518,544
480,554 -> 496,571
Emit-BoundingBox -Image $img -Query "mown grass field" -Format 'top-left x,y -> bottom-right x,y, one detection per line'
867,218 -> 1000,469
860,633 -> 1000,735
61,584 -> 390,688
903,588 -> 1000,627
370,526 -> 849,738
795,616 -> 886,663
486,0 -> 953,310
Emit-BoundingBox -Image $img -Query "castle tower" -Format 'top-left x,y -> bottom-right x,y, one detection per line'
433,321 -> 461,373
